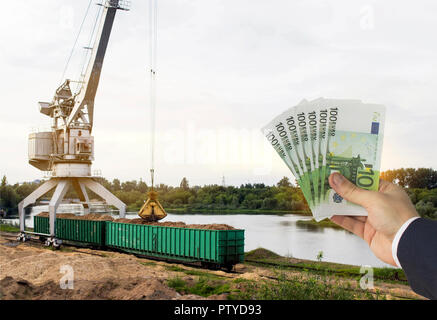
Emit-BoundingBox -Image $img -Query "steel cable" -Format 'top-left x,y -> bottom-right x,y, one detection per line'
149,0 -> 158,189
59,0 -> 93,86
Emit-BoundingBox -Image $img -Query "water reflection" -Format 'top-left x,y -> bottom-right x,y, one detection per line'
295,222 -> 324,233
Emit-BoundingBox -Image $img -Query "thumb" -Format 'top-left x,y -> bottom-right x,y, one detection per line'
328,172 -> 372,208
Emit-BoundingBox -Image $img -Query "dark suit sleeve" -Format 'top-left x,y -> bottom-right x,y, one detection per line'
397,218 -> 437,300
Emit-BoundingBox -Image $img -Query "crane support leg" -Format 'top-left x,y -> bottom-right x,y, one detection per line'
17,177 -> 126,243
71,178 -> 91,214
18,178 -> 59,232
79,178 -> 126,218
48,180 -> 70,237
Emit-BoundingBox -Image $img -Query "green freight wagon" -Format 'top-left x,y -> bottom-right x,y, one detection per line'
34,216 -> 106,246
105,222 -> 245,270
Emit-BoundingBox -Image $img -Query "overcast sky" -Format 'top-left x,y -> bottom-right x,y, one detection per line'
1,0 -> 436,187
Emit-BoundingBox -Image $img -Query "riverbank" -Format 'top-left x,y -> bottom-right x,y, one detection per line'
296,218 -> 344,230
0,231 -> 421,300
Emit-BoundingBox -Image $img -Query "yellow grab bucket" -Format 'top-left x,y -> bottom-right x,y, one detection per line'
138,190 -> 167,221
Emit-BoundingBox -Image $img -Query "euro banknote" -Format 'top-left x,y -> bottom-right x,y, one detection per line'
262,111 -> 315,210
262,98 -> 386,221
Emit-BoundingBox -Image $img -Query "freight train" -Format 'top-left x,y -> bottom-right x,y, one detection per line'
34,216 -> 245,271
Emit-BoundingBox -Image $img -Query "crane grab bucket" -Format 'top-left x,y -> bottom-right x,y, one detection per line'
138,190 -> 167,221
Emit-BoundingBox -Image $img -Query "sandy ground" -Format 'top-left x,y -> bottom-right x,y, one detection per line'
0,232 -> 242,300
0,232 -> 422,300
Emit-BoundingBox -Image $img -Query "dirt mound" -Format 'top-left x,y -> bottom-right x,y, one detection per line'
38,212 -> 77,219
113,218 -> 235,230
0,276 -> 188,300
245,248 -> 281,260
0,237 -> 206,300
38,212 -> 114,221
82,213 -> 114,221
186,223 -> 236,230
0,276 -> 69,300
37,212 -> 236,230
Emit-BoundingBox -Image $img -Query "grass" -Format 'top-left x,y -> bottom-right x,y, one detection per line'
229,272 -> 386,300
46,245 -> 76,252
245,248 -> 407,284
167,277 -> 187,292
165,265 -> 234,298
163,249 -> 395,300
0,221 -> 20,233
164,265 -> 225,279
139,261 -> 157,267
167,276 -> 231,297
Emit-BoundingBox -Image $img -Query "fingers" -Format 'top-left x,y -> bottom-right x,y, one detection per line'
328,172 -> 373,208
353,216 -> 367,222
330,215 -> 365,239
378,179 -> 392,192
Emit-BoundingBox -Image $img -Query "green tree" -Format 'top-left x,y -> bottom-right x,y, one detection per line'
15,182 -> 40,201
262,197 -> 278,210
112,179 -> 121,191
0,185 -> 19,209
121,180 -> 138,192
138,179 -> 148,193
416,200 -> 437,219
96,177 -> 113,192
277,177 -> 292,188
1,175 -> 7,187
409,168 -> 437,188
230,195 -> 240,208
180,177 -> 189,190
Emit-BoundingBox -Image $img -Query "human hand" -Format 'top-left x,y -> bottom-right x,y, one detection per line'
328,172 -> 419,266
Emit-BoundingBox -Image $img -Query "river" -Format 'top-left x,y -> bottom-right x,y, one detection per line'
2,205 -> 392,268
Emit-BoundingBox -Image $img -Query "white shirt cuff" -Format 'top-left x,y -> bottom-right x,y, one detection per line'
391,217 -> 420,268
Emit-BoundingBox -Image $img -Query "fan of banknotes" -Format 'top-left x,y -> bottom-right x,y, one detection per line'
262,98 -> 386,221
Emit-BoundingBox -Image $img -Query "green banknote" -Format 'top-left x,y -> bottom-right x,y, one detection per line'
278,110 -> 315,208
263,98 -> 386,221
314,99 -> 386,220
301,98 -> 332,205
262,111 -> 315,209
317,106 -> 329,203
294,103 -> 320,206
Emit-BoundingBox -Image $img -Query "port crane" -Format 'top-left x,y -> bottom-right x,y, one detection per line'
18,0 -> 132,246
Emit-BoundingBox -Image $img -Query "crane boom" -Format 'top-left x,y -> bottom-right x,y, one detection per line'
29,0 -> 129,173
68,0 -> 125,128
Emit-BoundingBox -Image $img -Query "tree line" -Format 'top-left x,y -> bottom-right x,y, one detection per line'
380,168 -> 437,189
0,175 -> 308,214
1,168 -> 437,219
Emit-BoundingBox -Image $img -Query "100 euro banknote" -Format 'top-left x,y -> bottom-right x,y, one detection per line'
261,110 -> 315,210
313,99 -> 386,220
